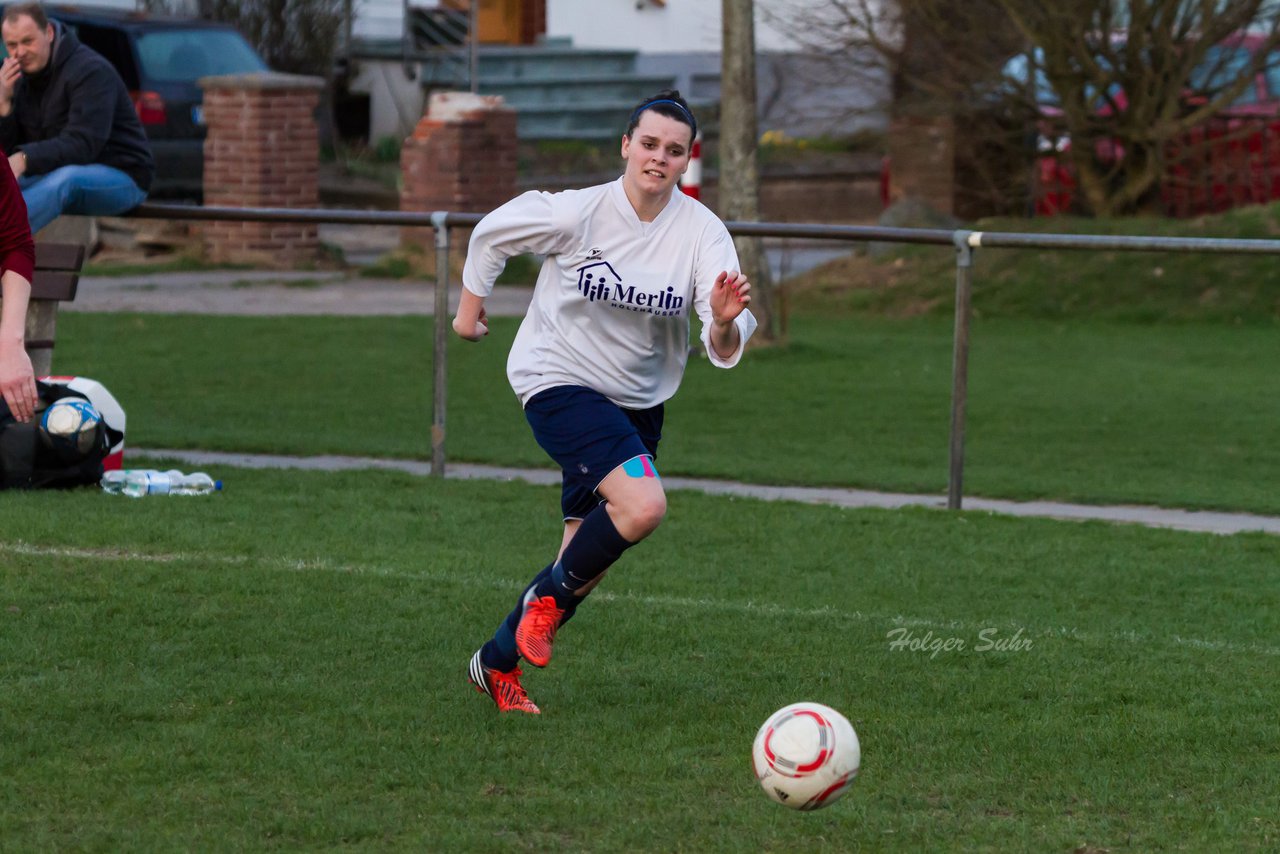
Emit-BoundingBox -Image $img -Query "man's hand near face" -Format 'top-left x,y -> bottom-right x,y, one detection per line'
0,56 -> 20,116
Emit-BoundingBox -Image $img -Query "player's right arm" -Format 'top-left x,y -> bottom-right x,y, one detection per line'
454,190 -> 570,342
452,288 -> 489,341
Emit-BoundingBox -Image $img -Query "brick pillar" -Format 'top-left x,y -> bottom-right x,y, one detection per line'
400,92 -> 518,246
200,73 -> 324,266
886,115 -> 956,216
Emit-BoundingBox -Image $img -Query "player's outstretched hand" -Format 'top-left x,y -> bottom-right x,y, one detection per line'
711,270 -> 751,325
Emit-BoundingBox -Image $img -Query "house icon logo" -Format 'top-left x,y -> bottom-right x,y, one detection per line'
577,261 -> 622,302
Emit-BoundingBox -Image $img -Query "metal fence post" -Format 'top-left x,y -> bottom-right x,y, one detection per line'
948,230 -> 977,510
431,211 -> 450,477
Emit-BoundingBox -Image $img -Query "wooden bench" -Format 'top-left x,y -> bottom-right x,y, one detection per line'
21,242 -> 87,377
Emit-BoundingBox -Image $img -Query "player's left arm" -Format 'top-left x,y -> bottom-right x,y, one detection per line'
708,270 -> 751,359
693,225 -> 757,366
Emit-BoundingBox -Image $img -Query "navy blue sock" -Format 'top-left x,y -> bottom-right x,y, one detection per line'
478,508 -> 630,674
479,561 -> 585,673
543,504 -> 633,600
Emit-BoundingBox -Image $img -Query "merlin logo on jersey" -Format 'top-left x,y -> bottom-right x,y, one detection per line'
576,261 -> 686,317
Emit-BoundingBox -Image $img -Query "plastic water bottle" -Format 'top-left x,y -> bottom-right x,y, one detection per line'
101,469 -> 222,497
101,468 -> 159,496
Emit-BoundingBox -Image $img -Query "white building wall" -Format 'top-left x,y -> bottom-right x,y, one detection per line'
114,0 -> 805,52
546,0 -> 799,53
353,0 -> 414,40
352,0 -> 805,50
71,0 -> 138,9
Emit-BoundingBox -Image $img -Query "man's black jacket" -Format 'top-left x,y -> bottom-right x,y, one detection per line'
0,22 -> 154,191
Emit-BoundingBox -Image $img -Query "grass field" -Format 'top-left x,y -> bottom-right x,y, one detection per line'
54,310 -> 1280,513
2,467 -> 1278,851
797,202 -> 1280,324
7,204 -> 1279,849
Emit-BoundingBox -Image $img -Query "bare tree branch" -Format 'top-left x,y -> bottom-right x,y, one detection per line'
765,0 -> 1280,216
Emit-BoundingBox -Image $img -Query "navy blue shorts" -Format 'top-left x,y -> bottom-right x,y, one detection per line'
524,385 -> 663,520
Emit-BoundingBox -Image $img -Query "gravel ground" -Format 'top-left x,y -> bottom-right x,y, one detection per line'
65,271 -> 535,317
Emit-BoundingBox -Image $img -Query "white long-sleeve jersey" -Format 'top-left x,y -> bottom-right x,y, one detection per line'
462,178 -> 758,409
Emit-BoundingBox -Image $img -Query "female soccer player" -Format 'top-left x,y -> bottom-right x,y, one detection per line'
453,89 -> 756,714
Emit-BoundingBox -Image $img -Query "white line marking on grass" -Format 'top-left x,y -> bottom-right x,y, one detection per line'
0,541 -> 243,564
4,540 -> 1278,658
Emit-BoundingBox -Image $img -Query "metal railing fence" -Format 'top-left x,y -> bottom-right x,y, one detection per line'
130,202 -> 1280,509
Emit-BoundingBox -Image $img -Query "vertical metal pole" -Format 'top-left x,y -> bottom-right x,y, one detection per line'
948,231 -> 976,510
469,0 -> 479,93
401,0 -> 410,71
431,211 -> 451,477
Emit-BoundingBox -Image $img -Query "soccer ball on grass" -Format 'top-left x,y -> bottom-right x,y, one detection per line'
38,397 -> 103,458
752,702 -> 860,811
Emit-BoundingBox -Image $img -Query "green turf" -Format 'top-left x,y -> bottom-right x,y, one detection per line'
796,201 -> 1280,324
1,468 -> 1277,850
54,311 -> 1280,514
19,195 -> 1278,852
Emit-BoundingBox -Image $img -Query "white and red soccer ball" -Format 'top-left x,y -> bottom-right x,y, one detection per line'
752,702 -> 861,811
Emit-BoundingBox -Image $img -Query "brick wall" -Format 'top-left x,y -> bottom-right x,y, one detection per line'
400,92 -> 518,246
200,73 -> 324,266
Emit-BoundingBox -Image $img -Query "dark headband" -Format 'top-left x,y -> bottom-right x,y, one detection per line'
630,99 -> 697,136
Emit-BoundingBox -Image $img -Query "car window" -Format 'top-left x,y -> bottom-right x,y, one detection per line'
135,29 -> 267,83
1002,48 -> 1121,110
1001,52 -> 1060,106
1265,54 -> 1280,100
1190,45 -> 1257,105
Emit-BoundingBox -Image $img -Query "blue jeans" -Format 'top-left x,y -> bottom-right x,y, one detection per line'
19,164 -> 148,234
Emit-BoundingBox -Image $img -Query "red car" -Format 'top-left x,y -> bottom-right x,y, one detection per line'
880,34 -> 1280,218
1031,33 -> 1280,217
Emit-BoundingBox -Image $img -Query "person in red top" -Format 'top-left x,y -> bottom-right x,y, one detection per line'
0,149 -> 36,422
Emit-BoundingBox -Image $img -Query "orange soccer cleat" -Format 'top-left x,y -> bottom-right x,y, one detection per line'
468,650 -> 540,714
514,592 -> 566,668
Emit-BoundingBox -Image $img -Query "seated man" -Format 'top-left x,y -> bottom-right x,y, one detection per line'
0,2 -> 155,235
